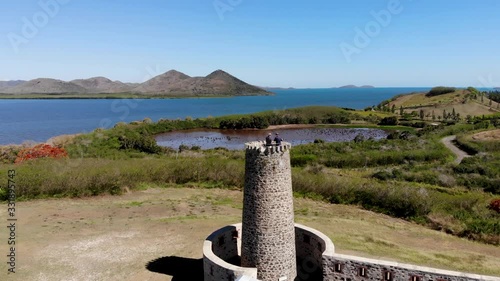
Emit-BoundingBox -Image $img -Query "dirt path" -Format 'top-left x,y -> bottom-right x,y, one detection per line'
441,135 -> 471,164
1,188 -> 499,281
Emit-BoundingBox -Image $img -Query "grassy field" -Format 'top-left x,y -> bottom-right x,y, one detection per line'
0,187 -> 498,281
383,89 -> 500,118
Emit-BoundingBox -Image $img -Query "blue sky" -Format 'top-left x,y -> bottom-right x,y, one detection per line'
1,0 -> 499,87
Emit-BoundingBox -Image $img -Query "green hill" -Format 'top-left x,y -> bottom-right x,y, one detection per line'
384,87 -> 500,119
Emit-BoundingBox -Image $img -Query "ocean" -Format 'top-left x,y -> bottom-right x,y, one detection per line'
1,88 -> 431,144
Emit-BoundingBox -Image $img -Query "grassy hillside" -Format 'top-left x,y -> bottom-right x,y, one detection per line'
380,88 -> 500,119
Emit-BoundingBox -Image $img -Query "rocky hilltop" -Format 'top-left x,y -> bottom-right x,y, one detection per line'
0,70 -> 272,96
70,77 -> 132,93
3,78 -> 87,94
135,69 -> 270,96
0,80 -> 26,91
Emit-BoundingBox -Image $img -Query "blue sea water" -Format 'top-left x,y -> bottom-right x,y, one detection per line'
1,88 -> 431,144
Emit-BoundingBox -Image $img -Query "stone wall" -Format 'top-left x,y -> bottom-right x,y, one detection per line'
203,224 -> 258,281
295,224 -> 335,281
323,254 -> 500,281
202,224 -> 500,281
241,142 -> 297,281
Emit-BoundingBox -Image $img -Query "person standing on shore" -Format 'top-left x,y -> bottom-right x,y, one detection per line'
274,133 -> 283,146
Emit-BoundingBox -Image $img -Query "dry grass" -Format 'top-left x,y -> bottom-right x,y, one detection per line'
45,133 -> 81,147
472,129 -> 500,141
1,187 -> 499,281
388,90 -> 499,117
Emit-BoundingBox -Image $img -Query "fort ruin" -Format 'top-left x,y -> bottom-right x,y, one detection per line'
203,142 -> 500,281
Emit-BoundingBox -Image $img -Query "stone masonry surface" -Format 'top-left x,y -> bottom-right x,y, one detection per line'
241,142 -> 297,281
203,224 -> 258,281
202,141 -> 500,281
322,254 -> 500,281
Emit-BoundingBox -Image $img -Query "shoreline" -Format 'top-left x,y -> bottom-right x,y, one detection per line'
0,124 -> 404,147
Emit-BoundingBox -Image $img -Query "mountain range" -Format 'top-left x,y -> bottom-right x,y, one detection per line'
0,70 -> 271,96
338,85 -> 375,89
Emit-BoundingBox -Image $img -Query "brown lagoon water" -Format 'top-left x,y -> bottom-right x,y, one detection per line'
155,127 -> 389,150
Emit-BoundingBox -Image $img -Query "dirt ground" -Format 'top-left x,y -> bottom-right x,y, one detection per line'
441,135 -> 471,164
1,188 -> 499,281
472,129 -> 500,141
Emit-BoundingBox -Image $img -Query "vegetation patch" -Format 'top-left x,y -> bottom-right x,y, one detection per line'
1,107 -> 499,245
426,87 -> 456,97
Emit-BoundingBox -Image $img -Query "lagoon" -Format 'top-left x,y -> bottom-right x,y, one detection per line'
0,88 -> 430,144
155,127 -> 389,150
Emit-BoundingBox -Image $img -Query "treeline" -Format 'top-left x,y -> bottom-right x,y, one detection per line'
425,86 -> 456,97
219,108 -> 354,129
488,91 -> 500,103
65,106 -> 371,158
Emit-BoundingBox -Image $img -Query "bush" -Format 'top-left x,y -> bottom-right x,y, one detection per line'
291,154 -> 317,167
15,144 -> 68,164
353,134 -> 365,143
489,199 -> 500,214
178,144 -> 190,152
426,87 -> 456,97
379,116 -> 398,126
372,170 -> 394,181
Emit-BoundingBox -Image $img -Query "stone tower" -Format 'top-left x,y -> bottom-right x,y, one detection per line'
241,142 -> 297,281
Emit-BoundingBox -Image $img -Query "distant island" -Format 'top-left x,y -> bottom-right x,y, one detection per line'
494,87 -> 500,90
338,85 -> 375,89
0,70 -> 272,98
261,87 -> 296,90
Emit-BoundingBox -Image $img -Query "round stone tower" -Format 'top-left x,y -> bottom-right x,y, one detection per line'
241,141 -> 297,281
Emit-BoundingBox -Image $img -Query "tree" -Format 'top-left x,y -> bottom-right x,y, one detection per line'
379,116 -> 398,126
399,106 -> 404,116
391,104 -> 396,114
426,86 -> 456,97
419,109 -> 425,120
432,110 -> 436,121
443,109 -> 447,120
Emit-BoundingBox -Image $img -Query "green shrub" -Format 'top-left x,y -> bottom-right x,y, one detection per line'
291,154 -> 317,167
379,116 -> 398,126
426,87 -> 456,97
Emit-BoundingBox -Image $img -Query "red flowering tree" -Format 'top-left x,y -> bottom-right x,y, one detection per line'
489,199 -> 500,214
15,144 -> 68,164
